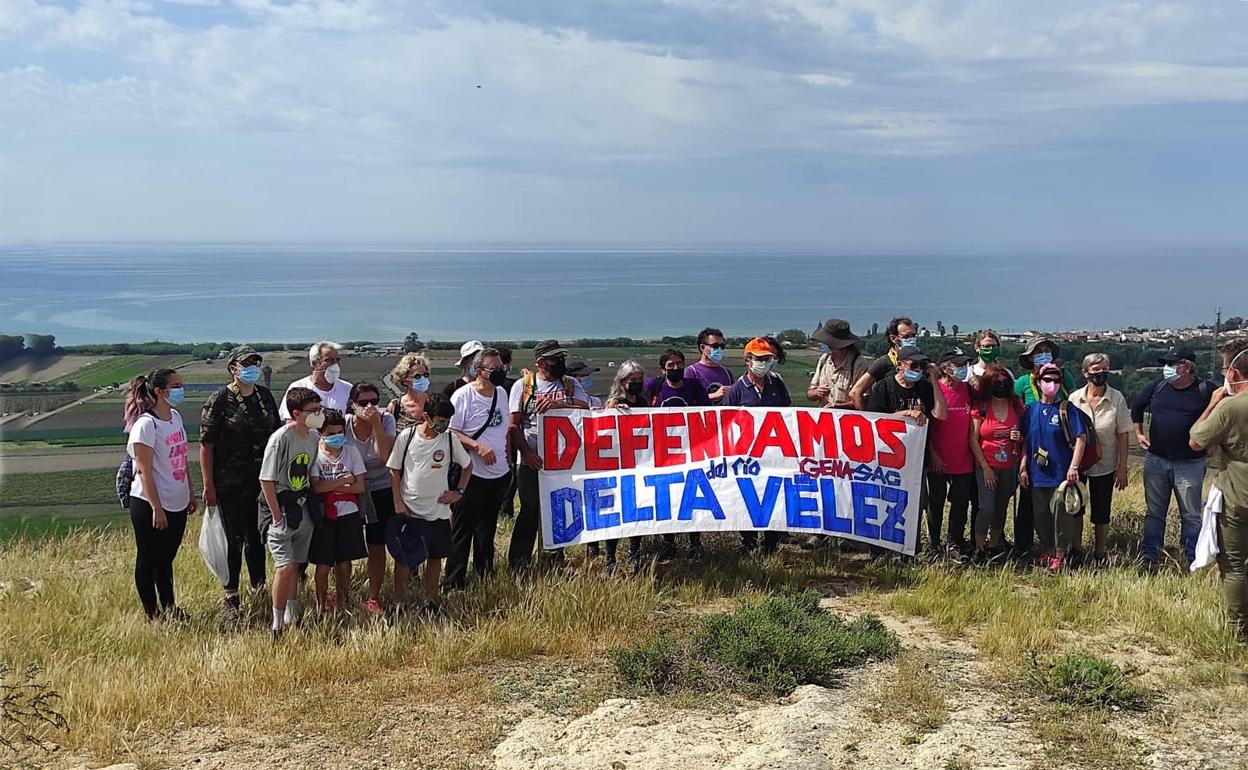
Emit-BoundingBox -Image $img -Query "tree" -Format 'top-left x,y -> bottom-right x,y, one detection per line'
0,334 -> 24,363
936,321 -> 946,337
402,332 -> 422,353
776,328 -> 808,346
952,324 -> 960,338
25,334 -> 58,356
870,322 -> 879,336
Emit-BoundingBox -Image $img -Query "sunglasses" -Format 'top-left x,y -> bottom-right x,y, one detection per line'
355,399 -> 379,407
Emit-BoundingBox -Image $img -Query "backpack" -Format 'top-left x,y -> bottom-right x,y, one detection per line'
521,371 -> 579,414
116,453 -> 135,510
1059,400 -> 1101,474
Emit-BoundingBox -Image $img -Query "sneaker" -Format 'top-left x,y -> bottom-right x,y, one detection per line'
222,594 -> 241,621
972,550 -> 989,567
1048,555 -> 1064,573
386,603 -> 409,624
364,598 -> 384,617
946,544 -> 971,566
1092,552 -> 1110,569
270,627 -> 284,643
1035,552 -> 1052,569
163,606 -> 191,624
604,559 -> 617,577
421,600 -> 443,619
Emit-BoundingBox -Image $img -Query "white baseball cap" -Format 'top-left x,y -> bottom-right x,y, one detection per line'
458,340 -> 485,363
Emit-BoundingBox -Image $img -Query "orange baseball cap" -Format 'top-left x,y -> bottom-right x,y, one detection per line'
744,338 -> 773,357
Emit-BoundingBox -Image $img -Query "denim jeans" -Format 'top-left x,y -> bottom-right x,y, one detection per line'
1140,453 -> 1206,563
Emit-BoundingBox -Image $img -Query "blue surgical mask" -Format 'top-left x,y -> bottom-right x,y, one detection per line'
898,337 -> 918,349
166,387 -> 185,407
466,364 -> 477,378
953,365 -> 969,382
1033,352 -> 1054,366
707,347 -> 724,363
1163,364 -> 1181,382
819,343 -> 831,354
323,433 -> 348,449
410,375 -> 430,393
902,368 -> 924,383
579,376 -> 593,391
238,365 -> 262,385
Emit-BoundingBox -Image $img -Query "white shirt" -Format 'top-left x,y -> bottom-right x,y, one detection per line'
1071,384 -> 1132,477
450,383 -> 511,479
508,374 -> 590,452
386,426 -> 471,521
127,410 -> 191,511
278,375 -> 354,419
311,444 -> 366,516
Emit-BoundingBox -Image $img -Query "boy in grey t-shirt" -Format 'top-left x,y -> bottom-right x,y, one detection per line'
260,387 -> 323,638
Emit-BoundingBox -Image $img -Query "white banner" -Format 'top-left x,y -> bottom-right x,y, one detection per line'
538,406 -> 926,555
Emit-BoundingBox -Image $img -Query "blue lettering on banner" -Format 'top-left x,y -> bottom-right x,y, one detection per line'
645,472 -> 685,521
819,478 -> 852,534
550,487 -> 585,545
737,477 -> 783,528
783,474 -> 821,529
678,468 -> 726,521
850,482 -> 909,544
585,476 -> 619,531
620,475 -> 655,524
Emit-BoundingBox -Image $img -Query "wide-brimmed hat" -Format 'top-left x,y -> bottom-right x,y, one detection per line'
811,318 -> 861,349
533,339 -> 568,359
458,340 -> 485,364
385,516 -> 430,568
1052,480 -> 1088,517
1019,336 -> 1060,369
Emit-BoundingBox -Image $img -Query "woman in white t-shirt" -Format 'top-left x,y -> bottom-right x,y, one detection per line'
444,348 -> 513,591
124,368 -> 197,621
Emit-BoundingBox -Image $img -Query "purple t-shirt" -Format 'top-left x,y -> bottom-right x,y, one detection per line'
684,362 -> 733,397
644,376 -> 710,407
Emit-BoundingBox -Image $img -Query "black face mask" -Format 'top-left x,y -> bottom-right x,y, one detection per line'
1087,372 -> 1108,386
548,360 -> 567,379
488,369 -> 508,387
991,382 -> 1011,398
665,368 -> 683,384
625,381 -> 643,397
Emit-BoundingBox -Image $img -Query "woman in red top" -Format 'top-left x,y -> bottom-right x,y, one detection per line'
968,364 -> 1024,562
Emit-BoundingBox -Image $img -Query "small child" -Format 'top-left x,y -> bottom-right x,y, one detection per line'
385,393 -> 472,617
309,409 -> 368,613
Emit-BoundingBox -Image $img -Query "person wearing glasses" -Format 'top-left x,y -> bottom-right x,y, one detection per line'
724,337 -> 793,555
344,382 -> 398,616
685,327 -> 734,404
507,340 -> 591,570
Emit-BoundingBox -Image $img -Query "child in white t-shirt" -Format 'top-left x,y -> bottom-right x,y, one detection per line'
309,409 -> 367,612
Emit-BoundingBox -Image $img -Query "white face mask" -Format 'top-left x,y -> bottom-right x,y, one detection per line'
303,410 -> 326,430
322,363 -> 341,384
1225,350 -> 1248,397
749,359 -> 774,377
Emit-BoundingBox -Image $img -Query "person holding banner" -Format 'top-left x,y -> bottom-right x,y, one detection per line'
507,340 -> 591,571
646,349 -> 711,408
725,338 -> 793,555
587,360 -> 649,573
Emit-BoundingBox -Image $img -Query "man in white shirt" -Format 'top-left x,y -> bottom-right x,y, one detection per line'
507,340 -> 590,570
279,340 -> 353,419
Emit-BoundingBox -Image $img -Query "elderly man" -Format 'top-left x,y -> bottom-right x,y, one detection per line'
1132,347 -> 1216,567
279,340 -> 352,419
807,318 -> 869,410
507,340 -> 590,570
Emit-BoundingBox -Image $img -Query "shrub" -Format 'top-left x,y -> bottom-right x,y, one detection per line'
612,590 -> 899,697
1029,653 -> 1147,710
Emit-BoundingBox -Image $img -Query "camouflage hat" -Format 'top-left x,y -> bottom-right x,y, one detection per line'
227,345 -> 262,366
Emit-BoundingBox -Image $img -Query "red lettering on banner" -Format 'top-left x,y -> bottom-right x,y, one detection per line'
720,409 -> 754,456
796,411 -> 838,457
875,418 -> 909,469
542,416 -> 582,471
839,413 -> 875,464
687,411 -> 721,461
583,414 -> 619,471
651,411 -> 687,467
750,411 -> 797,458
617,413 -> 651,469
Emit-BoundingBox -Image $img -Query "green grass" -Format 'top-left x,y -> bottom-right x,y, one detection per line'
52,355 -> 193,389
0,467 -> 130,508
1030,653 -> 1147,710
0,505 -> 128,542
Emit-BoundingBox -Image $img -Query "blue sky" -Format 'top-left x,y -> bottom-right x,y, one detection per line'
1,0 -> 1247,247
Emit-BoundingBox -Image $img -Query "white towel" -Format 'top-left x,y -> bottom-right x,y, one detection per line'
1191,486 -> 1223,572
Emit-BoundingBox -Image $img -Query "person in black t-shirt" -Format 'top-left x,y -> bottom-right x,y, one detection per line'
851,316 -> 919,409
867,347 -> 947,424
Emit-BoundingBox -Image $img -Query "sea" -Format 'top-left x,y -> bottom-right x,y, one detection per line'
0,243 -> 1240,345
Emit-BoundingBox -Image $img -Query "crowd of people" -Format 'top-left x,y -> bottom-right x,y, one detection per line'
118,318 -> 1248,642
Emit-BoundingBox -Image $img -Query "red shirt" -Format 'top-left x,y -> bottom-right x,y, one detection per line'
978,399 -> 1022,470
930,381 -> 974,474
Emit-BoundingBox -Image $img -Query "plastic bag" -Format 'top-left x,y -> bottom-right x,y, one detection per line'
199,506 -> 231,586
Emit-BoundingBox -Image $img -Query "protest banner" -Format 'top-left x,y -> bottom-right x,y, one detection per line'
538,406 -> 927,555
